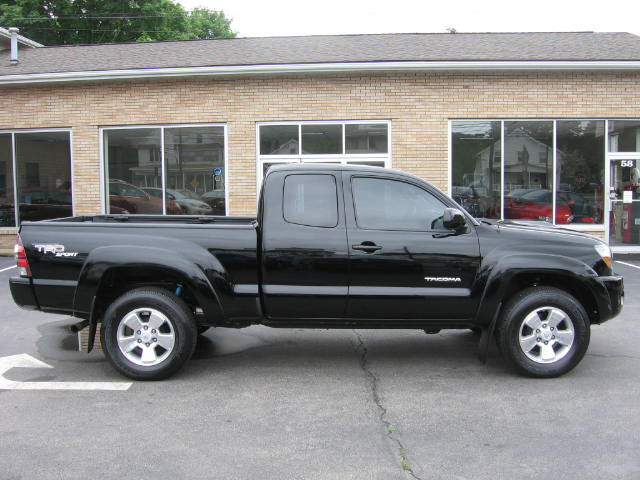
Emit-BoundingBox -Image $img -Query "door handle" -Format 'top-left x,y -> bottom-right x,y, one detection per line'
352,242 -> 382,253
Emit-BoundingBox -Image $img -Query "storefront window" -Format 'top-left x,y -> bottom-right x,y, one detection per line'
452,120 -> 606,226
503,121 -> 554,222
257,122 -> 392,187
104,128 -> 162,215
609,120 -> 640,152
260,125 -> 299,155
15,131 -> 72,223
301,124 -> 342,154
556,121 -> 605,224
345,124 -> 388,154
164,126 -> 225,215
0,134 -> 14,226
104,125 -> 226,216
451,121 -> 501,219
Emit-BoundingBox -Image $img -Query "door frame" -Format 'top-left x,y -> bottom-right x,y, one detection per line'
606,153 -> 640,253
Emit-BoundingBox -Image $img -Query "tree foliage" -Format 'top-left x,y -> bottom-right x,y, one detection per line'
0,0 -> 236,45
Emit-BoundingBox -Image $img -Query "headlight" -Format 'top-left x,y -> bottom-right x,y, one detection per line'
594,242 -> 612,267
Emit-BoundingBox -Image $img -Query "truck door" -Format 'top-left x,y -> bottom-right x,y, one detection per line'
261,170 -> 349,319
344,172 -> 481,320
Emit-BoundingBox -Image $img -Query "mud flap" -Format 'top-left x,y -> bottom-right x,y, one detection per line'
477,302 -> 502,364
87,296 -> 97,353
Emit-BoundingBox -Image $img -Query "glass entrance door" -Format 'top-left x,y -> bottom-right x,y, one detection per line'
609,158 -> 640,246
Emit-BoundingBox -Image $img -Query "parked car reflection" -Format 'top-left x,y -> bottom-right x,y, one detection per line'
142,187 -> 212,215
108,180 -> 181,214
505,189 -> 574,224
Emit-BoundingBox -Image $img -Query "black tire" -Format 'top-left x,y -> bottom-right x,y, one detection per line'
197,325 -> 211,335
101,287 -> 197,380
496,287 -> 590,378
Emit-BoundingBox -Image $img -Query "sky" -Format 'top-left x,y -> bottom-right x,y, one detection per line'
178,0 -> 640,38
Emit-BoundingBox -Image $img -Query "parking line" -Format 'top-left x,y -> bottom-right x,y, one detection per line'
0,265 -> 16,273
615,260 -> 640,270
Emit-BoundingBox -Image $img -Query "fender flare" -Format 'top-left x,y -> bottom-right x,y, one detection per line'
474,253 -> 599,326
73,245 -> 226,322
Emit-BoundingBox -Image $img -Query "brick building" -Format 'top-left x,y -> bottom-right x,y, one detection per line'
1,31 -> 640,253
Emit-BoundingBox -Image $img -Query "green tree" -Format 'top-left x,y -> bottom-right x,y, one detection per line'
0,0 -> 236,45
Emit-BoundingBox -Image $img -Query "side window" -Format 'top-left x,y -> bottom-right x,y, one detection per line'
352,177 -> 446,231
283,174 -> 338,228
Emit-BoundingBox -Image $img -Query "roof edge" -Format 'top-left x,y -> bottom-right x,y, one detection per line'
1,60 -> 640,85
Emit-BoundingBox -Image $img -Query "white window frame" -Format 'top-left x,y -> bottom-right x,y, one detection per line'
0,127 -> 73,228
448,119 -> 609,233
100,123 -> 228,215
256,120 -> 392,193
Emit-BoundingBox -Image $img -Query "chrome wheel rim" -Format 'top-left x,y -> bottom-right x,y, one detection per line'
518,306 -> 575,364
116,308 -> 175,367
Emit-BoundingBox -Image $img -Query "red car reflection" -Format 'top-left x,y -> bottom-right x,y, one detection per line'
109,180 -> 181,214
505,189 -> 574,224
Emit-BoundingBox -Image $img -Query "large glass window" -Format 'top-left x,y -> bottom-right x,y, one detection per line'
556,121 -> 605,224
15,131 -> 72,223
352,177 -> 446,231
451,121 -> 501,219
504,121 -> 554,222
104,125 -> 226,215
0,134 -> 14,226
165,127 -> 225,215
451,120 -> 606,226
257,122 -> 391,187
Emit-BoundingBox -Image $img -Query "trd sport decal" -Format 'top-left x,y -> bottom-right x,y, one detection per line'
33,244 -> 79,257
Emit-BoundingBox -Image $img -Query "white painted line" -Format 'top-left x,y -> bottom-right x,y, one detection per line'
615,260 -> 640,270
0,265 -> 16,273
0,353 -> 132,391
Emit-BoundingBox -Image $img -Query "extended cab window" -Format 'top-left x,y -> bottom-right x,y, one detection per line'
352,177 -> 446,231
283,174 -> 338,228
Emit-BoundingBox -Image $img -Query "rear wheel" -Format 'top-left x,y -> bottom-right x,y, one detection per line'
101,287 -> 197,380
496,287 -> 590,378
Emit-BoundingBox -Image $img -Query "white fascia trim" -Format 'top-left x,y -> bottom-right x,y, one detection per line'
2,60 -> 640,85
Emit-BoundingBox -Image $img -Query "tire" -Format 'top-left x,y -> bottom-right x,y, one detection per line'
101,287 -> 197,380
496,287 -> 590,378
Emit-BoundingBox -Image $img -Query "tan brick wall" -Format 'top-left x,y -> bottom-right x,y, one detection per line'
0,71 -> 638,247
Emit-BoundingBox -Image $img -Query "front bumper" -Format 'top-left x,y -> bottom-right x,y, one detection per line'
593,275 -> 624,323
9,276 -> 40,310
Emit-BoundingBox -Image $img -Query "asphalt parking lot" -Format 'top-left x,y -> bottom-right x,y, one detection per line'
1,255 -> 639,480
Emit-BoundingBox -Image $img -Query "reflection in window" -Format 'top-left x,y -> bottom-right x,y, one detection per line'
609,120 -> 640,152
260,125 -> 299,155
504,121 -> 555,222
164,127 -> 224,215
301,124 -> 342,154
345,124 -> 388,153
352,177 -> 445,231
556,121 -> 605,224
283,174 -> 338,227
104,126 -> 227,216
0,134 -> 15,226
104,128 -> 162,214
451,121 -> 501,219
15,131 -> 72,223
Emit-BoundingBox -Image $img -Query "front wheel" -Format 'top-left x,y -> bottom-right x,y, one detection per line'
101,288 -> 197,380
496,287 -> 590,378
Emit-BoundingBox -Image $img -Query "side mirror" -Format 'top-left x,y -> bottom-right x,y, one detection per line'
443,208 -> 466,231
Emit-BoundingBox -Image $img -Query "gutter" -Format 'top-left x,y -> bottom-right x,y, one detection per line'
1,60 -> 640,85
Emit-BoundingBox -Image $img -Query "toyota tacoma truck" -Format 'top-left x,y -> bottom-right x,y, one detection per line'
9,164 -> 623,380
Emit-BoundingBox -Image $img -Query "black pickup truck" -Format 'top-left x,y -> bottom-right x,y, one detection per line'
10,164 -> 623,380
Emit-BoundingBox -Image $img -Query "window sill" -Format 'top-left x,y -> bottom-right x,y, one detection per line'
560,224 -> 605,232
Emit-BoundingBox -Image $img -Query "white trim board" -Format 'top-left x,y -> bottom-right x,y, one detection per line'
2,60 -> 640,85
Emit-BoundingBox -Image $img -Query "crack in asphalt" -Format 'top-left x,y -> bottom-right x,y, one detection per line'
352,330 -> 424,480
586,353 -> 640,360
